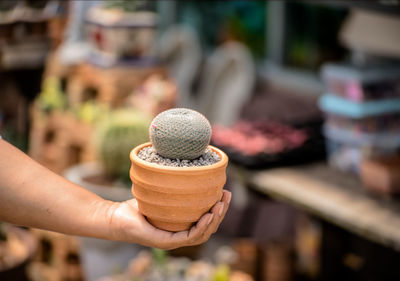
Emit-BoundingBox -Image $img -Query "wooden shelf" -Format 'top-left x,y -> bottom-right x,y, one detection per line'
247,163 -> 400,251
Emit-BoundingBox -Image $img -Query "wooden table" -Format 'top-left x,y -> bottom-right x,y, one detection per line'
247,163 -> 400,251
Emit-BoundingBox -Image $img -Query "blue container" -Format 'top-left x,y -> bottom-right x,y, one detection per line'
319,94 -> 400,118
319,94 -> 400,134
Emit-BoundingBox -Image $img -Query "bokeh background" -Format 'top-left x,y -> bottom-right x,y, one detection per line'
0,1 -> 400,281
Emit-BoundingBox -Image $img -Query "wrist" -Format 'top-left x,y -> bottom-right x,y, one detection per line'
88,198 -> 120,240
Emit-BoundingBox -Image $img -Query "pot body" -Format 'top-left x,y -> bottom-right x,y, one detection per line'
130,142 -> 228,231
64,162 -> 132,202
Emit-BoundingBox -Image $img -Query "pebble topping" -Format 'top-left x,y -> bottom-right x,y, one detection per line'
138,146 -> 220,167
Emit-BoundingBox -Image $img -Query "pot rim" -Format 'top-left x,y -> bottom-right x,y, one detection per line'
130,142 -> 228,173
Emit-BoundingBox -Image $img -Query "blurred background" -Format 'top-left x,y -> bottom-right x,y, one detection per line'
0,1 -> 400,281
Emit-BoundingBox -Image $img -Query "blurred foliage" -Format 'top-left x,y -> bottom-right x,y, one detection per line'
74,101 -> 109,125
176,0 -> 266,58
174,1 -> 349,69
284,2 -> 348,71
103,0 -> 155,12
0,110 -> 28,151
152,248 -> 167,267
0,126 -> 28,152
213,264 -> 230,281
37,77 -> 66,114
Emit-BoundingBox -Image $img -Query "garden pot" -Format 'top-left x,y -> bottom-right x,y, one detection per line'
64,162 -> 131,202
130,142 -> 228,232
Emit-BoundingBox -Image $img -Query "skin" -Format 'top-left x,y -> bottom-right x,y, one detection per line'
0,139 -> 231,250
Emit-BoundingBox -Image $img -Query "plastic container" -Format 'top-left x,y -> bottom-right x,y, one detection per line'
321,63 -> 400,102
323,124 -> 400,174
325,112 -> 400,133
319,94 -> 400,118
319,94 -> 400,133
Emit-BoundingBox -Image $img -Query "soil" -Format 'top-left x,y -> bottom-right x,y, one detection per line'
138,146 -> 220,167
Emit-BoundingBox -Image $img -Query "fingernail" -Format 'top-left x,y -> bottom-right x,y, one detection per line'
227,193 -> 232,205
207,213 -> 214,225
218,205 -> 224,217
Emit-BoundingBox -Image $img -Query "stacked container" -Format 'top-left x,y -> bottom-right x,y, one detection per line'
319,63 -> 400,175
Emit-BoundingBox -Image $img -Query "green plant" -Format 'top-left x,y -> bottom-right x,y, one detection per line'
96,109 -> 151,181
151,248 -> 167,268
37,77 -> 66,113
213,264 -> 230,281
149,108 -> 211,160
75,101 -> 109,125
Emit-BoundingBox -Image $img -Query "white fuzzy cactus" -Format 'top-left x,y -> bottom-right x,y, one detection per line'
149,108 -> 211,160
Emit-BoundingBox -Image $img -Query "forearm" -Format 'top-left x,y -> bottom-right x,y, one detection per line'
0,139 -> 117,239
0,139 -> 232,249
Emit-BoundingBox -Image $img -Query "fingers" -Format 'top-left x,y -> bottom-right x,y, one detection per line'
183,190 -> 231,247
208,190 -> 231,233
221,190 -> 232,208
163,212 -> 213,249
218,190 -> 231,223
149,190 -> 232,250
187,212 -> 214,241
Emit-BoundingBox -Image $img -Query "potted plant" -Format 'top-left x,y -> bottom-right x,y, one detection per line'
65,108 -> 151,200
64,109 -> 151,281
130,108 -> 229,231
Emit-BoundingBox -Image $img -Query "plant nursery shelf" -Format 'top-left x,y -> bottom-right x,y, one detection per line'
248,163 -> 400,251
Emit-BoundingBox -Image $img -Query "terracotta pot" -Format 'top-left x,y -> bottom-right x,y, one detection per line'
130,142 -> 228,231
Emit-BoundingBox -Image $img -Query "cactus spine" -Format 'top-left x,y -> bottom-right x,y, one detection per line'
149,108 -> 211,160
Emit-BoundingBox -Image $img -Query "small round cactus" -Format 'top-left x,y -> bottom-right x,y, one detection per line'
149,108 -> 211,160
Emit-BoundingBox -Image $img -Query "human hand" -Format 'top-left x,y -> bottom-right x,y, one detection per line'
107,190 -> 231,250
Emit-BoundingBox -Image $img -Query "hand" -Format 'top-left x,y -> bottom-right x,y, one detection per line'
108,190 -> 231,250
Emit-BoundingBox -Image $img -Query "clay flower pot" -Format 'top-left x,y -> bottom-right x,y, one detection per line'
130,142 -> 228,231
